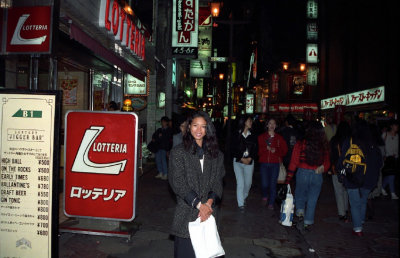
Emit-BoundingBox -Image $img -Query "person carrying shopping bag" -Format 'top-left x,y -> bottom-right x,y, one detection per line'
285,121 -> 330,232
169,111 -> 225,258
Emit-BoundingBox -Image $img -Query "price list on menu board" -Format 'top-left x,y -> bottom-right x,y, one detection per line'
0,92 -> 58,258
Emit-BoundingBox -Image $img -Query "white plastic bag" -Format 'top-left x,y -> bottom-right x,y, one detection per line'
188,215 -> 225,258
279,185 -> 295,226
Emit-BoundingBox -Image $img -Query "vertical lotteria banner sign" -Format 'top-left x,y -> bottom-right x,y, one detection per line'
172,0 -> 199,56
6,6 -> 52,53
64,111 -> 138,221
0,90 -> 61,258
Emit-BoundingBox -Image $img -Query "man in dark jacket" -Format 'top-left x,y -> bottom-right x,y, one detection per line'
153,116 -> 173,180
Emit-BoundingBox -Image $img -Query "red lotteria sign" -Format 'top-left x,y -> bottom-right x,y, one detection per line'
99,0 -> 145,60
64,111 -> 138,221
6,6 -> 52,53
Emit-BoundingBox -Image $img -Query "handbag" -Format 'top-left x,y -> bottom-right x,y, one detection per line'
279,185 -> 295,227
277,163 -> 287,184
188,215 -> 225,258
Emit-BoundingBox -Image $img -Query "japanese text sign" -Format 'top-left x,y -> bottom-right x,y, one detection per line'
64,111 -> 138,221
321,86 -> 385,109
172,0 -> 198,55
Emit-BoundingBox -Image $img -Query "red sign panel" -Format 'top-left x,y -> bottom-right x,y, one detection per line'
64,111 -> 137,221
6,6 -> 52,53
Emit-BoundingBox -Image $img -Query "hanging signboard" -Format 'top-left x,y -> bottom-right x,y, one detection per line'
172,0 -> 199,57
0,90 -> 61,258
321,86 -> 385,109
307,66 -> 319,86
306,0 -> 318,19
346,86 -> 385,106
64,111 -> 138,221
5,6 -> 53,54
190,8 -> 211,77
306,44 -> 318,63
125,74 -> 147,95
307,22 -> 318,41
245,94 -> 254,114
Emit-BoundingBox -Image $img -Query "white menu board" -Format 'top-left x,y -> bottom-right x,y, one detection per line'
0,92 -> 58,258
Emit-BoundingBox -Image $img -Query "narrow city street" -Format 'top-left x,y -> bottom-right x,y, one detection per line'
59,161 -> 399,257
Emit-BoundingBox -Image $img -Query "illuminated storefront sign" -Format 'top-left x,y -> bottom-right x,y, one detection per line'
172,0 -> 199,56
307,66 -> 319,86
190,7 -> 211,77
158,92 -> 165,108
246,94 -> 254,114
99,0 -> 146,60
307,0 -> 318,19
321,86 -> 385,109
125,74 -> 146,95
306,44 -> 318,63
0,92 -> 60,257
196,78 -> 204,98
269,103 -> 318,113
64,111 -> 138,221
5,6 -> 52,53
307,22 -> 318,40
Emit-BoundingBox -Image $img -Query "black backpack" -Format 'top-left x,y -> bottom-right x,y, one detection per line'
339,138 -> 367,187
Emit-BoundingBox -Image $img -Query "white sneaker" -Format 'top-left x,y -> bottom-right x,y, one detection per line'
382,189 -> 388,196
161,174 -> 168,180
391,193 -> 399,200
155,173 -> 162,179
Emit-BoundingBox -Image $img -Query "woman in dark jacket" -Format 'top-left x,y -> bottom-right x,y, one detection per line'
330,121 -> 352,222
231,115 -> 258,212
169,111 -> 225,258
337,119 -> 383,236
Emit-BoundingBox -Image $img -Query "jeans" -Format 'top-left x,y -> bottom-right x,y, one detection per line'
233,159 -> 254,207
347,188 -> 370,231
295,168 -> 323,225
259,163 -> 279,205
155,149 -> 168,175
382,175 -> 396,193
332,174 -> 349,216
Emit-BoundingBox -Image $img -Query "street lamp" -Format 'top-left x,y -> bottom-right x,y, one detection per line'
219,73 -> 224,80
210,2 -> 222,17
300,63 -> 306,72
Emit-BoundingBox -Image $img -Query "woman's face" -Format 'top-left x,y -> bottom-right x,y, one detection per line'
267,119 -> 277,132
245,118 -> 253,129
190,117 -> 207,144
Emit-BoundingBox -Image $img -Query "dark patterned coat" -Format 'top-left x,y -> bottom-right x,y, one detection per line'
168,143 -> 225,238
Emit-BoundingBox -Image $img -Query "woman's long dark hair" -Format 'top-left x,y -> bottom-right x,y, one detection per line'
183,111 -> 220,159
331,121 -> 351,146
304,121 -> 329,166
351,119 -> 374,151
237,114 -> 253,133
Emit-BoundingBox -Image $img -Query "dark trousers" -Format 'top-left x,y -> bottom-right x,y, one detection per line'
174,236 -> 196,258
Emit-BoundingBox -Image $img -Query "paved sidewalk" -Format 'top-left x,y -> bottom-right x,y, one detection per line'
58,161 -> 399,257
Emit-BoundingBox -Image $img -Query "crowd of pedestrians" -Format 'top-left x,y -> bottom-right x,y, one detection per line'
147,111 -> 398,257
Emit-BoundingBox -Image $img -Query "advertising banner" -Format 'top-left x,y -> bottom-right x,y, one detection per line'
64,111 -> 138,221
0,90 -> 60,258
5,6 -> 52,53
172,0 -> 199,56
321,86 -> 384,109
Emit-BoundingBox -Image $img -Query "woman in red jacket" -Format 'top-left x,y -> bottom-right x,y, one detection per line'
285,121 -> 330,232
258,118 -> 288,209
